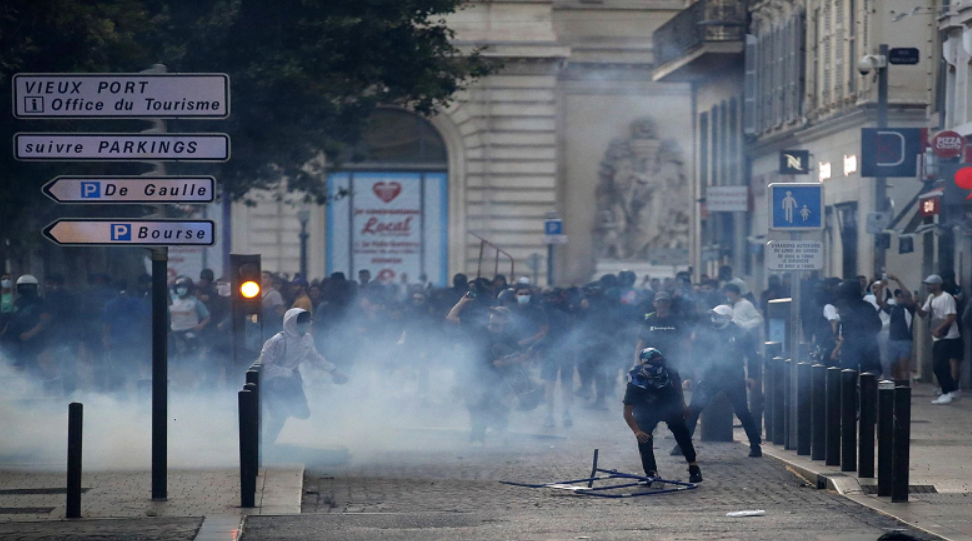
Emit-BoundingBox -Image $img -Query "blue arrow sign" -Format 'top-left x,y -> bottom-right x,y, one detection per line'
769,183 -> 824,230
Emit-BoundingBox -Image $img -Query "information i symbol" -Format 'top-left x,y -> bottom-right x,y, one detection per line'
24,96 -> 44,113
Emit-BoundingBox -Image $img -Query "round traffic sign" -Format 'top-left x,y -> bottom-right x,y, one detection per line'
931,130 -> 965,159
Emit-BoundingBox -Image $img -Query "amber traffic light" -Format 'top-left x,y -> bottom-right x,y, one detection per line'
240,280 -> 260,299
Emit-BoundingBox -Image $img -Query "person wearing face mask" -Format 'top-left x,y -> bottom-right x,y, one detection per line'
672,305 -> 762,458
168,276 -> 211,386
1,275 -> 51,374
623,348 -> 702,483
509,286 -> 548,350
260,308 -> 349,444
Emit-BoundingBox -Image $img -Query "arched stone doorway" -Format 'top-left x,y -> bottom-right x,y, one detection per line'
326,109 -> 450,285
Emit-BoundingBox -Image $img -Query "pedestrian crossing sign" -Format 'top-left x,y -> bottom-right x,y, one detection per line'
769,183 -> 824,231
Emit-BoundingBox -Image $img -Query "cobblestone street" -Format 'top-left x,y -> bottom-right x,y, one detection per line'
244,408 -> 941,541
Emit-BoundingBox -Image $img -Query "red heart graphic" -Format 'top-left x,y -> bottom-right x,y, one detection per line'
372,182 -> 402,203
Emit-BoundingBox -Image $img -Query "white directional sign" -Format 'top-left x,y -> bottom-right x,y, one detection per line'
42,176 -> 215,204
14,133 -> 229,161
766,240 -> 824,271
706,186 -> 749,212
43,219 -> 215,246
13,74 -> 229,119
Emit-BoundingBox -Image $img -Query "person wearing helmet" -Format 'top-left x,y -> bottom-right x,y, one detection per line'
168,276 -> 211,385
260,308 -> 349,444
0,275 -> 51,373
674,305 -> 762,458
623,347 -> 703,483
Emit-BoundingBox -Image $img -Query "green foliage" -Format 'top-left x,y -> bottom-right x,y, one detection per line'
0,0 -> 491,260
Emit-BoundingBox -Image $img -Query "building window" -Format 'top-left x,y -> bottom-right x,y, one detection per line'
812,7 -> 820,112
848,0 -> 857,95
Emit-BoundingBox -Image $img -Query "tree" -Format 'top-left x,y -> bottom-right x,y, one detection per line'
0,0 -> 491,266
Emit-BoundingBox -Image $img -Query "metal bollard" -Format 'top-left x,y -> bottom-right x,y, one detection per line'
811,364 -> 827,460
761,342 -> 782,439
245,374 -> 261,470
891,386 -> 912,503
238,389 -> 256,508
840,369 -> 858,472
858,373 -> 877,478
783,359 -> 793,450
825,367 -> 841,466
877,381 -> 895,497
764,357 -> 776,443
66,403 -> 83,519
772,357 -> 785,445
796,362 -> 812,455
244,382 -> 259,481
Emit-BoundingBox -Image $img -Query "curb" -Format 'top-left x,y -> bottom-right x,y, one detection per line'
754,441 -> 972,541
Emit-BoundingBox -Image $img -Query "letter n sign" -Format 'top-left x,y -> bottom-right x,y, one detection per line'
860,128 -> 921,177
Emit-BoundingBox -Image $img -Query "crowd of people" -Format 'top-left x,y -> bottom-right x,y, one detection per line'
1,262 -> 965,473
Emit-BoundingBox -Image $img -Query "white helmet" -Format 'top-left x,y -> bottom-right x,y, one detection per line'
710,304 -> 733,328
16,275 -> 39,286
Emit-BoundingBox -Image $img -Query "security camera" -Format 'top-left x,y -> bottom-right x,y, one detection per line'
857,54 -> 887,76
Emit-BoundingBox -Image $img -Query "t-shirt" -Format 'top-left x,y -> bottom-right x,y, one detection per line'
923,293 -> 960,341
509,304 -> 548,344
102,295 -> 149,346
884,304 -> 915,342
622,366 -> 683,411
169,295 -> 209,332
0,292 -> 13,314
639,313 -> 686,368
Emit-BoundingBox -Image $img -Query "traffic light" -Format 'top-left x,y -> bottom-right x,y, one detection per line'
230,254 -> 263,370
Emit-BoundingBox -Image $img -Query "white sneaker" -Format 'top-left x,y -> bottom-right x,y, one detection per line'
935,388 -> 943,396
949,391 -> 961,401
932,394 -> 954,405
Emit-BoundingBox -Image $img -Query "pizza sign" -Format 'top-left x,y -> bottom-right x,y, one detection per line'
931,130 -> 965,160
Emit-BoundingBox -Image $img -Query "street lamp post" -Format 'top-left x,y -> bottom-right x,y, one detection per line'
875,43 -> 889,277
297,209 -> 310,279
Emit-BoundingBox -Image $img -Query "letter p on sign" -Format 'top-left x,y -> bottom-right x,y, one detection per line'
110,224 -> 131,241
81,182 -> 101,199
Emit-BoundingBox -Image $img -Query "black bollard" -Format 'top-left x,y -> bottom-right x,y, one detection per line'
811,364 -> 827,460
858,373 -> 877,478
891,386 -> 912,503
877,381 -> 894,497
772,357 -> 785,445
825,367 -> 841,466
238,389 -> 256,508
796,362 -> 812,455
840,369 -> 858,472
783,359 -> 793,450
66,403 -> 83,519
764,357 -> 776,443
243,382 -> 259,481
245,376 -> 260,471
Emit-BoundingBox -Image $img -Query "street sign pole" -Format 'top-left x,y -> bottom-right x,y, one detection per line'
150,246 -> 168,501
875,43 -> 889,277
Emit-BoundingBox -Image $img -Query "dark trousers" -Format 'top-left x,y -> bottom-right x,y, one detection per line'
634,408 -> 697,475
264,374 -> 311,444
933,339 -> 960,394
685,376 -> 762,446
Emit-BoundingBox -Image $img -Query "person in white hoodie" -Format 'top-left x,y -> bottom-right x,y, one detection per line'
260,308 -> 348,443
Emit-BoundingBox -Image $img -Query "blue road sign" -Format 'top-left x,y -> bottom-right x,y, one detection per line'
769,183 -> 824,231
544,219 -> 563,236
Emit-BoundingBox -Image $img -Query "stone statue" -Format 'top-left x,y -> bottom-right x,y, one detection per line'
593,118 -> 689,261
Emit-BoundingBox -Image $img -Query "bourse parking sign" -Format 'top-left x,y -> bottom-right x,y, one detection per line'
769,183 -> 824,231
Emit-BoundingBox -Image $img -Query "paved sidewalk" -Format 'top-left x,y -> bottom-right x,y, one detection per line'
0,466 -> 303,541
752,382 -> 972,541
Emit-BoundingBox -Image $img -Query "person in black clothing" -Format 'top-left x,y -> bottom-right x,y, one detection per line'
448,296 -> 526,444
635,291 -> 688,373
539,288 -> 575,429
623,347 -> 702,483
1,275 -> 51,374
673,305 -> 762,458
834,279 -> 882,374
43,274 -> 79,394
576,286 -> 612,401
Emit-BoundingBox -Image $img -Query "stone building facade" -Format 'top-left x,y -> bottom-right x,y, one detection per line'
229,0 -> 695,285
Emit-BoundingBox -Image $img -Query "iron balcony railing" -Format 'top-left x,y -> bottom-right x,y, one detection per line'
653,0 -> 747,68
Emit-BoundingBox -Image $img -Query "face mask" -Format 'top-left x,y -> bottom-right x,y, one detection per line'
295,322 -> 311,336
176,287 -> 189,297
517,295 -> 531,305
1,280 -> 10,289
